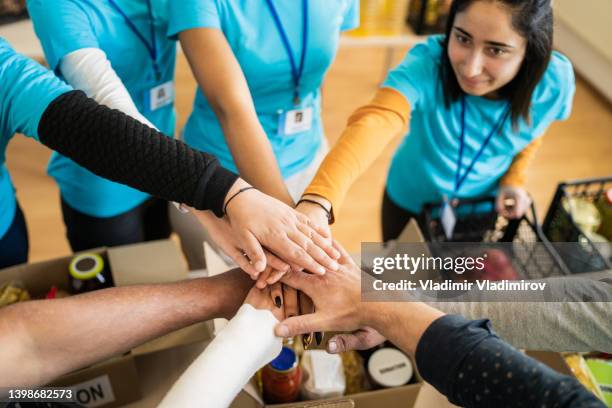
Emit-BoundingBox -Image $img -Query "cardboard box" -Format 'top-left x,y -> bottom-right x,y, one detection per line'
0,240 -> 213,408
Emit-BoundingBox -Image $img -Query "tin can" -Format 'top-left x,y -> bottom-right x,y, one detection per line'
262,346 -> 302,403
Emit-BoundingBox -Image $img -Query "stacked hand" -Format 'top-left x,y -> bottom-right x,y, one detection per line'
194,179 -> 340,282
496,185 -> 531,219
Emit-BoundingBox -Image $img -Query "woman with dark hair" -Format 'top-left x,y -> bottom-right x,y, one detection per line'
295,0 -> 575,242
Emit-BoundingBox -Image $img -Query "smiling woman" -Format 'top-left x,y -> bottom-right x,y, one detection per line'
295,0 -> 575,243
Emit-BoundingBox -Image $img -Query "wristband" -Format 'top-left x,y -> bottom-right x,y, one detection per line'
223,186 -> 256,216
297,198 -> 334,224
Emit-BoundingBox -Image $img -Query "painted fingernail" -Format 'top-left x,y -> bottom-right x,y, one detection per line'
303,333 -> 312,348
314,331 -> 323,346
274,296 -> 282,308
328,340 -> 337,353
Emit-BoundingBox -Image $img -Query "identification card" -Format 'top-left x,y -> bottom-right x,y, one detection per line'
278,106 -> 313,136
146,81 -> 174,112
441,197 -> 457,240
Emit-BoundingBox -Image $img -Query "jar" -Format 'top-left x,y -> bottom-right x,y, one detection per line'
262,346 -> 302,403
69,253 -> 113,294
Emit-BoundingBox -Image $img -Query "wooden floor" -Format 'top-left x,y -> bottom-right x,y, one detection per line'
6,46 -> 612,262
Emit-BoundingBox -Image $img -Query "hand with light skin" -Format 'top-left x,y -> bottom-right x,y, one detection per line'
193,209 -> 290,282
496,185 -> 531,219
274,240 -> 444,357
295,194 -> 333,241
210,179 -> 340,278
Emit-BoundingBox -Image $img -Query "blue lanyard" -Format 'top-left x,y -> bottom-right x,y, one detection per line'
265,0 -> 308,106
454,96 -> 511,194
108,0 -> 161,81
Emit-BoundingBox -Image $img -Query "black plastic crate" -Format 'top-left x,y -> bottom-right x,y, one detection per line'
421,196 -> 570,280
542,177 -> 612,273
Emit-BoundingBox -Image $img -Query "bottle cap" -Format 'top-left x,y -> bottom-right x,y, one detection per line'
269,346 -> 298,372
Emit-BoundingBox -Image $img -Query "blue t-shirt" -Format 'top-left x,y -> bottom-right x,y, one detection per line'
168,0 -> 359,178
0,38 -> 72,238
27,0 -> 177,217
383,35 -> 576,213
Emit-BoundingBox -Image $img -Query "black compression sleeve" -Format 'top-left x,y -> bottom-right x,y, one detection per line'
37,90 -> 238,216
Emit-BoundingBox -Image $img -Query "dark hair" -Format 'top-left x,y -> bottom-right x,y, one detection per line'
439,0 -> 553,128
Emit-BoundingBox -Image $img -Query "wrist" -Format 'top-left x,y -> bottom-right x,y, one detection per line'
300,194 -> 332,212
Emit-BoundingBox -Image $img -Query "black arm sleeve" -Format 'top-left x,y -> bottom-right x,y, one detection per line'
415,315 -> 604,408
37,90 -> 238,217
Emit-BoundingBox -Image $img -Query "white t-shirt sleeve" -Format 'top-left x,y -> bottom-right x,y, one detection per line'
59,47 -> 157,129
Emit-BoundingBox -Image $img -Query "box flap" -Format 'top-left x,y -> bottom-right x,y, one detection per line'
49,355 -> 141,408
525,351 -> 573,376
413,383 -> 459,408
108,240 -> 187,286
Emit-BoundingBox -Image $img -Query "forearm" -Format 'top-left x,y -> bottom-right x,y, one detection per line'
38,90 -> 238,216
500,136 -> 543,187
59,48 -> 156,129
304,87 -> 409,214
221,113 -> 294,205
160,304 -> 282,408
414,315 -> 601,408
180,28 -> 292,205
430,301 -> 612,352
0,268 -> 252,387
363,302 -> 444,357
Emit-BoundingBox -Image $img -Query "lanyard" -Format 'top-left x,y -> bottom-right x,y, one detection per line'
454,96 -> 511,194
265,0 -> 308,106
108,0 -> 161,81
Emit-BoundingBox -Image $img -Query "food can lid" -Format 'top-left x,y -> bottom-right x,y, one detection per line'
368,347 -> 413,387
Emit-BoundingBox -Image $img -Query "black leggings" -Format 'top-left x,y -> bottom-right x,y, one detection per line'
61,197 -> 171,252
381,189 -> 423,242
0,203 -> 29,268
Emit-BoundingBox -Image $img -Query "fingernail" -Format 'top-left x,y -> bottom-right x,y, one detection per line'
274,296 -> 282,308
254,261 -> 266,272
303,333 -> 312,347
330,261 -> 339,270
317,266 -> 326,274
276,325 -> 289,337
314,331 -> 323,345
328,340 -> 337,353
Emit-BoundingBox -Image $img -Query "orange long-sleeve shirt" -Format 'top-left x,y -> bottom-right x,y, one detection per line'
304,87 -> 542,219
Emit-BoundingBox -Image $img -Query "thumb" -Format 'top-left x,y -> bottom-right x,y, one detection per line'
327,333 -> 365,354
275,314 -> 325,338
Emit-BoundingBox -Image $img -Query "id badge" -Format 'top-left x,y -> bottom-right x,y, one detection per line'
145,80 -> 175,112
441,196 -> 457,240
278,106 -> 313,136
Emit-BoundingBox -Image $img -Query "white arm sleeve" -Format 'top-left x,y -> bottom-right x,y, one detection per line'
158,304 -> 283,408
59,47 -> 156,129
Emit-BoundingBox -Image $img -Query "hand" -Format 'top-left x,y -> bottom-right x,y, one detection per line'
244,282 -> 285,322
275,240 -> 364,338
194,210 -> 290,280
327,327 -> 386,354
496,185 -> 531,219
224,179 -> 340,276
295,197 -> 332,243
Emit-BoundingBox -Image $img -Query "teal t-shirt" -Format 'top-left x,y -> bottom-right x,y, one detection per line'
383,35 -> 576,213
27,0 -> 177,217
0,38 -> 72,238
168,0 -> 359,178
